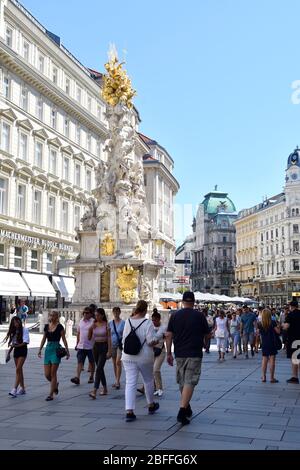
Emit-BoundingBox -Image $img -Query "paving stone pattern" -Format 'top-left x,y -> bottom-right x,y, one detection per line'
0,332 -> 300,450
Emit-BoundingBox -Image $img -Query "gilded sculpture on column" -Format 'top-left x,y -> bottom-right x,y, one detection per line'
102,45 -> 136,109
116,265 -> 138,304
100,232 -> 116,257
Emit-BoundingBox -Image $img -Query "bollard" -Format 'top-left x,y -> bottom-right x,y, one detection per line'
66,319 -> 73,339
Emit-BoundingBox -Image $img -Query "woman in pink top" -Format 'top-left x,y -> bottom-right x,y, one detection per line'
88,308 -> 112,399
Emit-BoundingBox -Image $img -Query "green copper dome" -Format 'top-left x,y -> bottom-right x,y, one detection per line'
202,191 -> 236,215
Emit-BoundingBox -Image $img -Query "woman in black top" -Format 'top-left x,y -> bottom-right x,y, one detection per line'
2,316 -> 30,397
258,308 -> 280,383
38,311 -> 70,401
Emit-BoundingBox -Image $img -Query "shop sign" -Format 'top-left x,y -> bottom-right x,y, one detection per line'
0,229 -> 74,253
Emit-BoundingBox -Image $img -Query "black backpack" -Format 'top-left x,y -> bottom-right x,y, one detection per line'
123,319 -> 147,355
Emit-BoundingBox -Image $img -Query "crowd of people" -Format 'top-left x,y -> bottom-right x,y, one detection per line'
1,294 -> 300,425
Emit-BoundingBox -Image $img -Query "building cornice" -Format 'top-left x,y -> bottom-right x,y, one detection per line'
7,0 -> 107,101
0,43 -> 108,138
143,160 -> 180,193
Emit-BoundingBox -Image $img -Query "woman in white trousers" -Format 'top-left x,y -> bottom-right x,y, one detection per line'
122,300 -> 163,422
214,311 -> 229,362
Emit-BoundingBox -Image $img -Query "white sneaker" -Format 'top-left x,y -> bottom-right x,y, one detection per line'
157,389 -> 163,397
153,390 -> 159,396
16,387 -> 26,395
9,388 -> 17,397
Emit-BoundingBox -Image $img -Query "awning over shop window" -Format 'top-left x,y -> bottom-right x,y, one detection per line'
0,271 -> 30,297
22,273 -> 56,298
52,276 -> 75,301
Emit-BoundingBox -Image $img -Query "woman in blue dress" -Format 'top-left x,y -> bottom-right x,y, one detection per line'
258,309 -> 281,383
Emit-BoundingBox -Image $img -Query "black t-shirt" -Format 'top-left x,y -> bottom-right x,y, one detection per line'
167,308 -> 210,358
286,309 -> 300,344
44,323 -> 64,342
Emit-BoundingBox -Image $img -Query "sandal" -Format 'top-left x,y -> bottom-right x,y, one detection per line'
261,377 -> 266,382
99,389 -> 108,396
270,379 -> 279,383
88,377 -> 94,384
89,391 -> 96,399
112,384 -> 120,390
45,396 -> 53,401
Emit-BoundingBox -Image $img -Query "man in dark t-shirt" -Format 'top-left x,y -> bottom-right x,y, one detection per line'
166,291 -> 210,425
283,300 -> 300,384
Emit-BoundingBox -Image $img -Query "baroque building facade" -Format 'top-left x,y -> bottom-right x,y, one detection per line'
138,133 -> 179,292
191,188 -> 237,295
0,0 -> 178,314
234,149 -> 300,306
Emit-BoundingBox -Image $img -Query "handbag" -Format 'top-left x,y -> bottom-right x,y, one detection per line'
113,320 -> 123,351
153,347 -> 163,357
273,330 -> 282,351
215,329 -> 225,339
56,345 -> 67,358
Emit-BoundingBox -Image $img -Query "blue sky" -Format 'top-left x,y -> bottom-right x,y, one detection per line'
22,0 -> 300,241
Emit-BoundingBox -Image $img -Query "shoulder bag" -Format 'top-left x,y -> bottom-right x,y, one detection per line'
113,320 -> 123,351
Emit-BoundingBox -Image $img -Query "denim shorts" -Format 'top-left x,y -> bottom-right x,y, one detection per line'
243,332 -> 254,345
77,349 -> 94,364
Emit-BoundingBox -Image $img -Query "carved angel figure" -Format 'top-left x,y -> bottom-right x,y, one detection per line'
81,198 -> 98,231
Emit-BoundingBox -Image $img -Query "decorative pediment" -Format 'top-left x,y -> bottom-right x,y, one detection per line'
17,166 -> 34,178
35,174 -> 49,185
49,180 -> 63,191
63,186 -> 75,196
16,119 -> 34,131
48,137 -> 63,148
0,157 -> 17,171
85,158 -> 96,168
76,192 -> 87,202
61,145 -> 74,155
74,152 -> 85,162
33,128 -> 49,140
0,108 -> 18,122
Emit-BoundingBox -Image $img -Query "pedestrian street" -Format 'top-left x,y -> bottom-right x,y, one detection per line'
0,330 -> 300,450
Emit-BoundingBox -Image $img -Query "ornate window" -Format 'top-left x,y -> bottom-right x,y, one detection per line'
62,201 -> 69,232
14,247 -> 22,268
48,196 -> 56,228
33,189 -> 42,224
0,244 -> 5,266
0,177 -> 8,215
19,132 -> 28,161
1,122 -> 11,152
30,250 -> 38,271
16,184 -> 26,219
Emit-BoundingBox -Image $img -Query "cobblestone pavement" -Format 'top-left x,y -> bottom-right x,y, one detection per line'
0,328 -> 300,450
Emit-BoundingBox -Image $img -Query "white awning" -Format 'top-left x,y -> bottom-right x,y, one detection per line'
52,276 -> 75,301
0,271 -> 30,296
21,273 -> 56,298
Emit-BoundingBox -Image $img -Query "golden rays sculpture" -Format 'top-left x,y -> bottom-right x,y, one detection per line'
101,46 -> 136,109
116,264 -> 138,304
